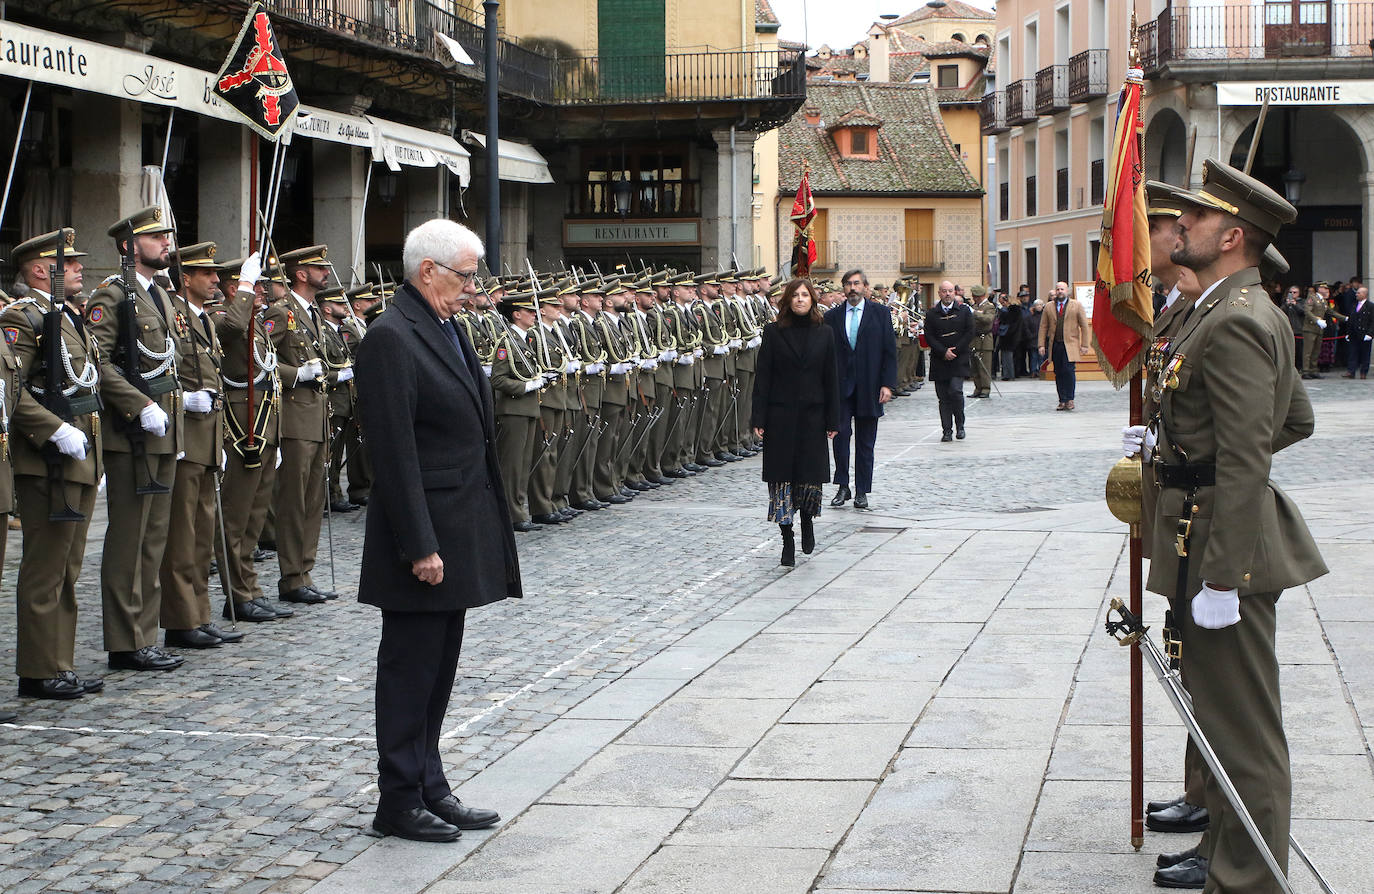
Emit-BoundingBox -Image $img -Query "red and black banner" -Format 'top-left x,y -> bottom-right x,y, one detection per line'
214,2 -> 299,141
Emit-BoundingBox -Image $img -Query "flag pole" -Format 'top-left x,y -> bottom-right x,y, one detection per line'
1127,10 -> 1145,851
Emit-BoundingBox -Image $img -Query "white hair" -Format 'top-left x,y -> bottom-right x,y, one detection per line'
402,218 -> 485,280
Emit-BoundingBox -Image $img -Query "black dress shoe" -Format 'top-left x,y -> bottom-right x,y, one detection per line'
251,547 -> 272,562
281,587 -> 327,604
256,597 -> 292,618
830,485 -> 851,507
18,676 -> 84,699
716,451 -> 741,462
201,623 -> 244,643
512,521 -> 540,533
426,794 -> 500,830
227,600 -> 279,622
665,468 -> 689,478
350,495 -> 369,506
639,479 -> 661,489
1153,856 -> 1208,889
59,671 -> 103,693
626,481 -> 651,491
1148,795 -> 1187,814
573,500 -> 604,511
307,585 -> 339,600
165,628 -> 222,649
329,500 -> 359,513
208,559 -> 218,576
654,476 -> 676,485
531,513 -> 564,525
602,494 -> 631,505
941,432 -> 953,442
372,807 -> 462,843
956,427 -> 966,440
1157,845 -> 1199,868
1147,802 -> 1209,833
108,646 -> 184,671
700,457 -> 725,467
258,539 -> 277,552
618,487 -> 637,498
853,492 -> 870,510
560,508 -> 582,519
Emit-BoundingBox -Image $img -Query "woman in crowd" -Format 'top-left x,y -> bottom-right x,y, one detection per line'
751,278 -> 840,567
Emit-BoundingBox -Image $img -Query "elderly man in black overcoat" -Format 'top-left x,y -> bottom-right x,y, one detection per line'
925,279 -> 975,441
355,218 -> 522,843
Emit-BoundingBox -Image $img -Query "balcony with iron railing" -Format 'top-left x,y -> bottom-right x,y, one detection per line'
1056,167 -> 1069,211
553,50 -> 806,104
901,240 -> 945,272
980,91 -> 1009,134
1035,65 -> 1069,115
568,178 -> 701,218
1068,50 -> 1108,102
1006,79 -> 1035,125
1143,1 -> 1374,76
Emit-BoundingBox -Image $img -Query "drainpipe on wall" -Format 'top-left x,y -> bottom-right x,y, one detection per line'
730,124 -> 737,266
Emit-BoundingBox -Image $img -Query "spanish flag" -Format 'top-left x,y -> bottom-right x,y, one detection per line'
790,168 -> 818,277
1092,68 -> 1153,387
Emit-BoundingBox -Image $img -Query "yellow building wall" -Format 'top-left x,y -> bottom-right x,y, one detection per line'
941,106 -> 984,187
773,195 -> 985,292
894,19 -> 994,46
504,0 -> 749,52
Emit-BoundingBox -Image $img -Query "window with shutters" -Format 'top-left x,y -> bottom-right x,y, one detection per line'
598,0 -> 666,98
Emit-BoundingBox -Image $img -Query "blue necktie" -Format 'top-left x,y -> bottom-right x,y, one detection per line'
847,305 -> 859,349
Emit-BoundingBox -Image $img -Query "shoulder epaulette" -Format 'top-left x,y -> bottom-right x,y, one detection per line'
98,274 -> 122,289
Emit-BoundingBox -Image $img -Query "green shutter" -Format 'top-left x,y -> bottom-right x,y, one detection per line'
598,0 -> 666,98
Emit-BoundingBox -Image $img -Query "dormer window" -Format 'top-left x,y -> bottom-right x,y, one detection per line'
850,128 -> 871,154
827,109 -> 882,160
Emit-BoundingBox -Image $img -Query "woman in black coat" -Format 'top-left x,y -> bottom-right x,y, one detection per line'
751,278 -> 841,566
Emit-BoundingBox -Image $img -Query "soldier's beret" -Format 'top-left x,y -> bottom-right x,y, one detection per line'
1175,159 -> 1296,239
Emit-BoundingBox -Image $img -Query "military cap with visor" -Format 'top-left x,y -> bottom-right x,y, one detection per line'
107,205 -> 173,238
1174,158 -> 1297,238
176,242 -> 224,270
11,228 -> 88,266
278,244 -> 331,268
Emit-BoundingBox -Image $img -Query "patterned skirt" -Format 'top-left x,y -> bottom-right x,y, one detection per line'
767,482 -> 823,525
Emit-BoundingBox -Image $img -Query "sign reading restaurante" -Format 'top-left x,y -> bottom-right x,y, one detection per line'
1217,80 -> 1374,106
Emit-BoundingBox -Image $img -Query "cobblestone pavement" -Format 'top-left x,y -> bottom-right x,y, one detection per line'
0,372 -> 1368,893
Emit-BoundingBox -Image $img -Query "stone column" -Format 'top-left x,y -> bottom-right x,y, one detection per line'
1360,172 -> 1374,280
403,168 -> 446,238
313,140 -> 368,283
70,94 -> 142,279
197,119 -> 253,259
704,127 -> 757,271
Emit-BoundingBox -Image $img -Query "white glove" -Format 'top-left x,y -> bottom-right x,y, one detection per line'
1192,582 -> 1241,630
666,349 -> 678,361
1120,424 -> 1157,459
585,362 -> 604,374
748,336 -> 762,349
97,473 -> 106,494
565,360 -> 581,374
677,355 -> 694,366
482,364 -> 493,377
712,345 -> 727,355
139,402 -> 169,437
220,449 -> 227,472
542,371 -> 560,385
1316,319 -> 1327,330
275,448 -> 284,469
523,378 -> 543,393
48,422 -> 88,460
694,347 -> 703,358
1365,334 -> 1371,342
729,338 -> 742,349
238,251 -> 263,291
295,359 -> 324,384
184,390 -> 215,413
640,359 -> 656,370
336,367 -> 354,384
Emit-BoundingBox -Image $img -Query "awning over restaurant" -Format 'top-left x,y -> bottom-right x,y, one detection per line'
461,132 -> 554,184
367,116 -> 471,185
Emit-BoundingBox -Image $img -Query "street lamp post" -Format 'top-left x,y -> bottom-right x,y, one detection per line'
485,0 -> 501,270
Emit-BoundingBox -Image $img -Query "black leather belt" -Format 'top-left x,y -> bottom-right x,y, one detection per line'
1155,462 -> 1216,489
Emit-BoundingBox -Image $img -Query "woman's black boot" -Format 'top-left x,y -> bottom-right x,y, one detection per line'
779,524 -> 795,567
800,515 -> 815,555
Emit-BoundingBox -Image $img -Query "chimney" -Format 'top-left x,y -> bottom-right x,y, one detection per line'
868,25 -> 889,83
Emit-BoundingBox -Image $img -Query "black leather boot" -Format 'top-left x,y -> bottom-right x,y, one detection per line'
779,524 -> 795,567
800,515 -> 815,555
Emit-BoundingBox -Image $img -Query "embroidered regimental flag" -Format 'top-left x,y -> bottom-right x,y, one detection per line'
214,2 -> 300,141
1091,64 -> 1153,387
789,168 -> 818,278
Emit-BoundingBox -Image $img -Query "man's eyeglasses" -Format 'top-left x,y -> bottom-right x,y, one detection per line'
433,260 -> 478,287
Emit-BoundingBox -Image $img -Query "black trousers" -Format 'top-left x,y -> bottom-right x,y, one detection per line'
935,376 -> 965,433
376,609 -> 466,812
832,392 -> 878,494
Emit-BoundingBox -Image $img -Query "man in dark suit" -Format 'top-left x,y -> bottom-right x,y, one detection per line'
354,219 -> 520,843
1343,285 -> 1373,378
824,268 -> 897,510
924,280 -> 974,441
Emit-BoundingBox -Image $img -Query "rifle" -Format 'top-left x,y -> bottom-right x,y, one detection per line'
39,236 -> 93,521
115,223 -> 173,495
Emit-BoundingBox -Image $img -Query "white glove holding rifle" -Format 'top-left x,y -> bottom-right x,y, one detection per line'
139,402 -> 169,437
237,251 -> 262,293
48,423 -> 88,461
295,359 -> 324,384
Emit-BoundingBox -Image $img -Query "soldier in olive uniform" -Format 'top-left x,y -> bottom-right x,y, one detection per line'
215,253 -> 290,623
1300,281 -> 1342,379
568,281 -> 609,510
969,284 -> 997,398
641,273 -> 679,486
1148,160 -> 1327,894
529,287 -> 575,525
5,230 -> 105,698
339,285 -> 372,505
87,207 -> 186,672
159,242 -> 241,649
490,289 -> 548,530
548,279 -> 587,518
317,286 -> 359,513
594,281 -> 635,503
625,278 -> 666,488
664,273 -> 703,476
266,245 -> 340,605
692,273 -> 730,468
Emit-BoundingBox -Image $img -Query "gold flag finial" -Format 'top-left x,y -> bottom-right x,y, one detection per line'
1129,9 -> 1141,70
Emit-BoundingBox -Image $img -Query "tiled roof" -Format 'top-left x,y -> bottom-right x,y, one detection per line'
755,0 -> 779,27
827,108 -> 884,129
779,81 -> 982,196
889,0 -> 995,27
